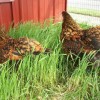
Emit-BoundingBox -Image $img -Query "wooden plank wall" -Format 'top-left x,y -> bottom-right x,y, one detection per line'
0,0 -> 67,29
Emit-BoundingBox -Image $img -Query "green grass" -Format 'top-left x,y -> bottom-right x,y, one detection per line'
0,22 -> 100,100
68,7 -> 100,17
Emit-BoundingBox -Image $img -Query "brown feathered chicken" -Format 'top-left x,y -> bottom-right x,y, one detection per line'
61,11 -> 84,54
61,11 -> 100,66
0,30 -> 48,64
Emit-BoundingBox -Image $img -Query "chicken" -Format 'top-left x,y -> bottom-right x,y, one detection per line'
0,31 -> 49,64
61,11 -> 100,66
61,11 -> 84,54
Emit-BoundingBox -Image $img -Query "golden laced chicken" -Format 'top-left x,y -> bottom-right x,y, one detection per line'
61,11 -> 100,66
0,29 -> 48,64
60,11 -> 83,54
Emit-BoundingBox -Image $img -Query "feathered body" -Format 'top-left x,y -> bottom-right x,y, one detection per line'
61,11 -> 84,54
83,26 -> 100,50
0,30 -> 46,64
61,11 -> 100,66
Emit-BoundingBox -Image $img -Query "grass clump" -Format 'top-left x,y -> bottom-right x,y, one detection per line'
0,22 -> 100,100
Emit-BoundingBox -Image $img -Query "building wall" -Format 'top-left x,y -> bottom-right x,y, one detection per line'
0,0 -> 67,29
